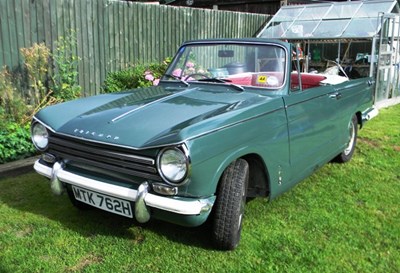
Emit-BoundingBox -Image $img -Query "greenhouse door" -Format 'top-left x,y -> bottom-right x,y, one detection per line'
375,14 -> 399,102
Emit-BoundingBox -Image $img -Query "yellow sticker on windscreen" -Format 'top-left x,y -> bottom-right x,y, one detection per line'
257,75 -> 267,83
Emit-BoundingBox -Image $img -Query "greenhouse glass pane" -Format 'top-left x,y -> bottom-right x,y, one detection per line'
356,1 -> 395,18
312,20 -> 350,38
299,6 -> 330,20
282,21 -> 319,38
259,22 -> 291,38
273,6 -> 304,22
343,18 -> 380,37
325,3 -> 361,19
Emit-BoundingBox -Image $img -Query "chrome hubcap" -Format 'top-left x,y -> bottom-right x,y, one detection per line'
344,121 -> 355,155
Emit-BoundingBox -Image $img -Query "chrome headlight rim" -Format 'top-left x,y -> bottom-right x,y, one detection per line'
157,146 -> 190,186
31,122 -> 49,151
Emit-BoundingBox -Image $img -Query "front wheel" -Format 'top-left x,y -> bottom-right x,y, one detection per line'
334,115 -> 358,163
212,159 -> 249,250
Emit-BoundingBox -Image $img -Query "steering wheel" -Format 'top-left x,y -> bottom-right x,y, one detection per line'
183,73 -> 211,81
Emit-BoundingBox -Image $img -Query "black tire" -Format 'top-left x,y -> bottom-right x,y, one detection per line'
335,115 -> 358,163
66,185 -> 93,210
212,159 -> 249,250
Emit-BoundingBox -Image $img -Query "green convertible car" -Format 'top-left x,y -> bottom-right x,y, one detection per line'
32,38 -> 377,250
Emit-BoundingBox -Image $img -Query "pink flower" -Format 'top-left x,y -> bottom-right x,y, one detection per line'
153,79 -> 160,86
144,70 -> 152,75
172,69 -> 182,77
186,61 -> 195,68
145,74 -> 154,81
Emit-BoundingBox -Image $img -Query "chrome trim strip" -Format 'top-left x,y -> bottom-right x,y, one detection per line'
49,135 -> 155,166
111,87 -> 199,123
34,160 -> 214,215
32,116 -> 56,133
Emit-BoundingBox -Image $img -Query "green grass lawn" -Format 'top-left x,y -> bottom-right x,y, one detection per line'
1,105 -> 399,273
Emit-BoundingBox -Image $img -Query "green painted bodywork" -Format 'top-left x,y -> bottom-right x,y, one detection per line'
33,38 -> 374,226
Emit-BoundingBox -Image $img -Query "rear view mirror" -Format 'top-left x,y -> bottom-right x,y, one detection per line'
218,50 -> 234,58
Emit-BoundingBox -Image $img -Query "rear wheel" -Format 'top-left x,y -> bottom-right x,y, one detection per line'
212,159 -> 249,250
335,115 -> 358,163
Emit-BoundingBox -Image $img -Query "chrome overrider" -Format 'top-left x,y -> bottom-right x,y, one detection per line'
34,160 -> 215,223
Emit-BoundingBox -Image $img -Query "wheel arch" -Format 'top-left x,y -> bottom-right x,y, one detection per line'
212,152 -> 271,199
242,154 -> 270,198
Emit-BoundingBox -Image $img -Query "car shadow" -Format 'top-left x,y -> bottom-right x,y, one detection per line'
1,172 -> 214,250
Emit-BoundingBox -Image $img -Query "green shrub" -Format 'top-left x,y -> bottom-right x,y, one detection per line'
102,59 -> 170,93
0,68 -> 30,125
0,33 -> 82,164
52,32 -> 81,101
20,43 -> 51,106
0,123 -> 36,164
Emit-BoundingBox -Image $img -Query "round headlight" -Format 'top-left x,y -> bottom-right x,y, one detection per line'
31,122 -> 49,150
158,147 -> 189,185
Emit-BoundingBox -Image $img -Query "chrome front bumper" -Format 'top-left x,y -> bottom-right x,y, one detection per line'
362,106 -> 379,121
34,160 -> 214,223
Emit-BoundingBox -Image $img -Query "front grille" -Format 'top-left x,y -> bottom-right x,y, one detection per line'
48,134 -> 162,182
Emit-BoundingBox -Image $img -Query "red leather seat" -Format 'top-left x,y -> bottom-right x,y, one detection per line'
291,73 -> 326,90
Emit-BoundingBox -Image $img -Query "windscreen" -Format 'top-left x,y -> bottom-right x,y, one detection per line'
163,43 -> 287,89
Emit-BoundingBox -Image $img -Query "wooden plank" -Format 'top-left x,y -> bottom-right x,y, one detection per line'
43,0 -> 51,44
92,0 -> 100,94
127,2 -> 134,64
21,0 -> 32,46
137,4 -> 144,63
108,2 -> 115,72
0,1 -> 9,66
86,0 -> 95,95
6,0 -> 18,67
55,0 -> 64,40
139,4 -> 146,63
115,1 -> 121,69
49,0 -> 58,51
150,5 -> 156,61
74,0 -> 85,96
97,0 -> 105,92
36,0 -> 45,43
112,2 -> 119,70
159,5 -> 166,59
133,3 -> 139,63
0,14 -> 3,67
103,0 -> 110,76
121,2 -> 125,67
123,2 -> 129,67
0,156 -> 39,179
14,0 -> 25,51
82,0 -> 91,95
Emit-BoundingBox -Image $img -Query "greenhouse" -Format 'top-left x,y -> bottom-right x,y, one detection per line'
257,0 -> 400,105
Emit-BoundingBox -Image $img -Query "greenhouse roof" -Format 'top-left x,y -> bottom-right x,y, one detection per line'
258,0 -> 399,39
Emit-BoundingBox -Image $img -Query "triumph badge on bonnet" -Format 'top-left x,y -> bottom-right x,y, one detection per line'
73,128 -> 120,140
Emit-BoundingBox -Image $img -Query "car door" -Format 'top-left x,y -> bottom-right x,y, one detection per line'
283,82 -> 343,184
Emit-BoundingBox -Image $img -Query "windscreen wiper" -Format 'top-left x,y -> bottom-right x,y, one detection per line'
163,74 -> 190,86
197,78 -> 244,92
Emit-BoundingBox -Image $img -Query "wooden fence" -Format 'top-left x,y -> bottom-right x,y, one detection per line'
0,0 -> 270,95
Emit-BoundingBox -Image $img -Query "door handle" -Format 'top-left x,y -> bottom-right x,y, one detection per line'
367,80 -> 375,87
329,92 -> 342,100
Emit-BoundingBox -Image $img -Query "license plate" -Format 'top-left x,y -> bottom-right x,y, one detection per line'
71,185 -> 133,218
